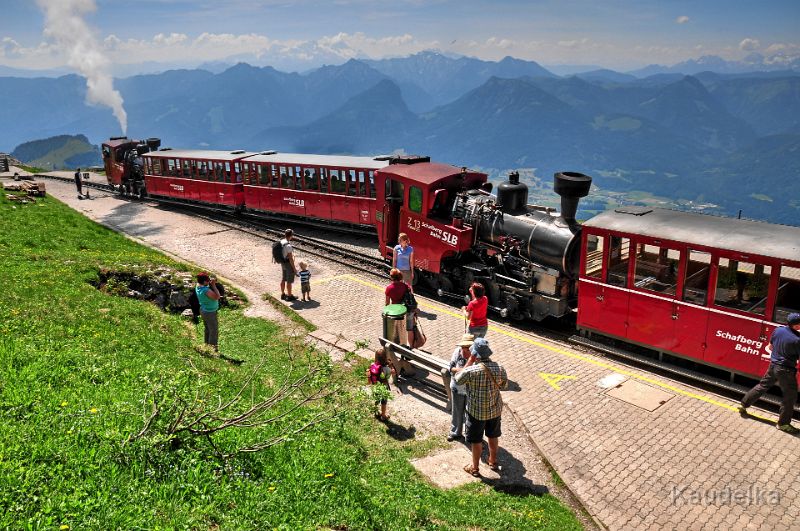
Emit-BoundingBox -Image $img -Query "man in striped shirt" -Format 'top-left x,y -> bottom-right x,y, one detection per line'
454,338 -> 508,477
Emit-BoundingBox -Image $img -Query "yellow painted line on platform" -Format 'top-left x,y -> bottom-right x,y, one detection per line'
539,373 -> 577,391
312,274 -> 353,286
339,274 -> 776,423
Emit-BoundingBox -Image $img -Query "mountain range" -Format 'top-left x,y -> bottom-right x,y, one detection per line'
2,51 -> 798,224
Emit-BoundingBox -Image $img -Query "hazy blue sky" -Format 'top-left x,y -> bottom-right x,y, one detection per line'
2,0 -> 799,73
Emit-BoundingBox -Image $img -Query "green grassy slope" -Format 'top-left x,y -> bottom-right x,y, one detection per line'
0,193 -> 583,529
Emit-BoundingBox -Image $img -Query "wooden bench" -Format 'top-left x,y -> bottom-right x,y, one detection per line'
379,337 -> 454,406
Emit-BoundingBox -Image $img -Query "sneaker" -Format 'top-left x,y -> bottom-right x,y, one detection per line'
286,295 -> 298,301
280,294 -> 288,300
777,424 -> 800,435
738,406 -> 748,417
447,434 -> 458,442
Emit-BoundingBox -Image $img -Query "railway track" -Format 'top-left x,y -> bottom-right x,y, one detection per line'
35,173 -> 798,417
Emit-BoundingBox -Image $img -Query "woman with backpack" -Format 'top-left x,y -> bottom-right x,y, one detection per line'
385,268 -> 417,348
366,348 -> 396,421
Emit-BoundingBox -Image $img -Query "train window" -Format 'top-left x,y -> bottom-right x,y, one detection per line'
369,171 -> 376,198
258,165 -> 269,186
715,258 -> 771,315
583,234 -> 604,280
345,170 -> 357,196
319,168 -> 329,192
198,161 -> 209,180
234,162 -> 242,183
774,265 -> 800,323
213,162 -> 224,182
358,171 -> 367,196
409,186 -> 423,213
294,166 -> 303,190
167,159 -> 176,176
279,166 -> 292,188
224,162 -> 232,183
682,250 -> 711,305
270,165 -> 279,187
607,236 -> 630,287
633,243 -> 678,295
330,169 -> 345,194
304,169 -> 319,191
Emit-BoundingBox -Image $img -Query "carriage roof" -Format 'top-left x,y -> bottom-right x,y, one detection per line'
584,207 -> 800,262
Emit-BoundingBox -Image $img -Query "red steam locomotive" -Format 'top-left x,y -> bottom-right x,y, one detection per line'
102,136 -> 800,385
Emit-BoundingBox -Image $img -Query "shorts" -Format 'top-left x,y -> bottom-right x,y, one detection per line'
405,311 -> 415,331
281,263 -> 295,283
465,412 -> 501,443
469,325 -> 488,338
400,269 -> 413,284
301,281 -> 310,294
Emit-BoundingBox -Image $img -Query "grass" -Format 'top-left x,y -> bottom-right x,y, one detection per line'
262,292 -> 317,332
0,193 -> 584,529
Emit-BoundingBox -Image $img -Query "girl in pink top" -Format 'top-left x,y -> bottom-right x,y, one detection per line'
463,282 -> 488,338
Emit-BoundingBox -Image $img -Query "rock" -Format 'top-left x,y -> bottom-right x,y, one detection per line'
169,290 -> 189,309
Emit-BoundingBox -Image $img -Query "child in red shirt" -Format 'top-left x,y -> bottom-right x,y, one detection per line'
463,282 -> 488,338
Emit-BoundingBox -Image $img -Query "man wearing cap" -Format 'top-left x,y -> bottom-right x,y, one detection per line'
740,313 -> 800,434
447,333 -> 474,442
454,337 -> 508,476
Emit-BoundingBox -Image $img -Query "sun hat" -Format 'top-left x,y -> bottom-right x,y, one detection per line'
470,337 -> 493,359
788,313 -> 800,326
457,333 -> 475,347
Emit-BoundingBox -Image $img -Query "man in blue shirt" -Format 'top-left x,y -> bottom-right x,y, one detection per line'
740,313 -> 800,434
195,272 -> 221,351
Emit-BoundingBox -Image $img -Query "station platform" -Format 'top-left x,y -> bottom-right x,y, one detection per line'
42,178 -> 800,530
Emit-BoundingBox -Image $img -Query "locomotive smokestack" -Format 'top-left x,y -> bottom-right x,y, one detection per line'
553,172 -> 592,225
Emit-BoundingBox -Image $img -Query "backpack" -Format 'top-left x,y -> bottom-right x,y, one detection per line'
368,362 -> 387,384
402,283 -> 418,311
272,240 -> 287,264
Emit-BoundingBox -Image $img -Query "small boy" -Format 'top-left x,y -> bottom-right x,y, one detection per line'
297,261 -> 312,301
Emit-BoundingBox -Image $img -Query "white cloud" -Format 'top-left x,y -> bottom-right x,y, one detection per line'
675,16 -> 689,24
739,38 -> 760,51
0,37 -> 23,58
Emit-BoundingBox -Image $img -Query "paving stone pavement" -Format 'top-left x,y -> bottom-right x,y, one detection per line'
43,177 -> 800,530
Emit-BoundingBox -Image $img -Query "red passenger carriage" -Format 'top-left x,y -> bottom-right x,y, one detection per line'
241,153 -> 384,226
577,207 -> 800,383
142,149 -> 255,207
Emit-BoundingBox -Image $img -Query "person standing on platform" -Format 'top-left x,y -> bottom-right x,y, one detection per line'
463,282 -> 489,338
297,261 -> 312,301
447,333 -> 474,441
74,167 -> 83,198
279,229 -> 298,301
195,272 -> 221,352
385,268 -> 416,347
392,233 -> 415,288
740,313 -> 800,434
455,338 -> 508,477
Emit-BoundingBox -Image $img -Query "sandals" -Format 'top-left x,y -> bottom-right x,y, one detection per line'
487,461 -> 501,472
378,414 -> 390,422
463,464 -> 480,477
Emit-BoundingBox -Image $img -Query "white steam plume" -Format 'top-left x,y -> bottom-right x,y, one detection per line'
36,0 -> 127,134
